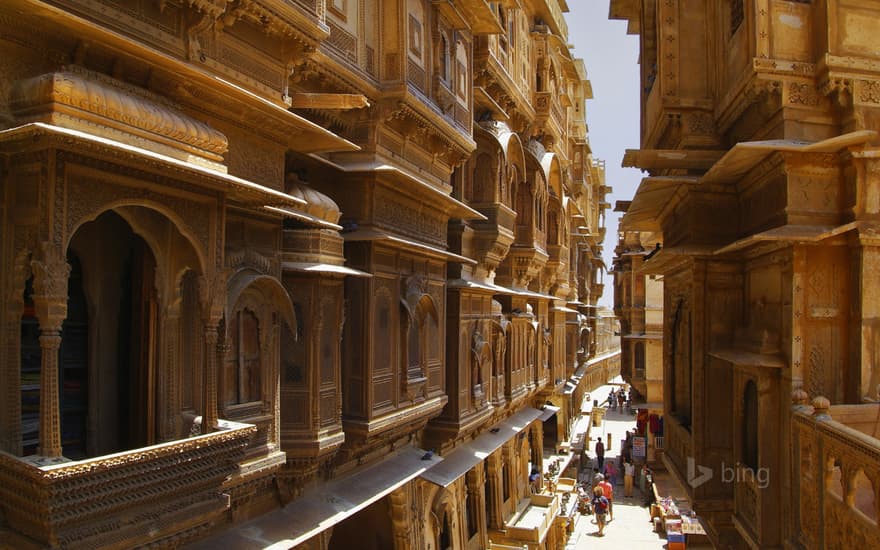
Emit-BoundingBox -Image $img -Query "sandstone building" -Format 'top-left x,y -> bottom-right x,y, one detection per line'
0,1 -> 615,548
612,0 -> 880,548
611,219 -> 664,460
612,221 -> 663,409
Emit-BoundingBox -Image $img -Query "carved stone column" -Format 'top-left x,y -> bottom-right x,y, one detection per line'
31,246 -> 70,458
465,466 -> 487,548
199,269 -> 227,433
485,452 -> 503,529
36,331 -> 62,457
203,324 -> 219,433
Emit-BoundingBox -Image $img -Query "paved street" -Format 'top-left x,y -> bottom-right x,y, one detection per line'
565,379 -> 669,549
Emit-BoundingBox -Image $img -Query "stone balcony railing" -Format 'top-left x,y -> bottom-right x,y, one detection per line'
0,420 -> 255,548
791,393 -> 880,549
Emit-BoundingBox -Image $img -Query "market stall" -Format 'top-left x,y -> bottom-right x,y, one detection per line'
646,469 -> 709,548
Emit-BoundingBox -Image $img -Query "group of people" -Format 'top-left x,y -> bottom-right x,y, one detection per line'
583,436 -> 637,537
605,385 -> 633,412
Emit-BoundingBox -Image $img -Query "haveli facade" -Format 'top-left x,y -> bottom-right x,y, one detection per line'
611,0 -> 880,548
0,1 -> 615,549
611,219 -> 664,460
612,221 -> 663,409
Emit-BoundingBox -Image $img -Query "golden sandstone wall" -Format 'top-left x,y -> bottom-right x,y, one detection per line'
0,1 -> 614,548
612,0 -> 880,548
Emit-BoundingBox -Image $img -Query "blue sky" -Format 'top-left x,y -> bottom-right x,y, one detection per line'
565,1 -> 644,306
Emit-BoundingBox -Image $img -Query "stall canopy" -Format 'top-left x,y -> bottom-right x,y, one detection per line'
538,405 -> 561,423
189,447 -> 442,550
419,407 -> 543,488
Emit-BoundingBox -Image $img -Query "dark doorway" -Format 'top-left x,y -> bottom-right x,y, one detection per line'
327,495 -> 393,550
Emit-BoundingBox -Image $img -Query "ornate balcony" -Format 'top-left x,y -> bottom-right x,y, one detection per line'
790,396 -> 880,549
0,421 -> 255,548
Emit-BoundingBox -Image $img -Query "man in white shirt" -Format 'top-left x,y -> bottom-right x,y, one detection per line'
624,460 -> 635,497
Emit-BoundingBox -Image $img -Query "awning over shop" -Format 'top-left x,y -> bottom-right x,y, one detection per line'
419,407 -> 542,488
538,405 -> 561,423
188,447 -> 442,550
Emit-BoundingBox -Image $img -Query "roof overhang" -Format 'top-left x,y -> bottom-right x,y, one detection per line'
622,149 -> 724,172
0,123 -> 306,210
264,206 -> 342,230
608,0 -> 642,34
344,228 -> 478,265
619,177 -> 699,232
712,223 -> 857,255
308,155 -> 486,221
282,262 -> 372,277
419,407 -> 542,487
189,447 -> 443,549
638,244 -> 717,275
702,130 -> 878,185
538,405 -> 561,423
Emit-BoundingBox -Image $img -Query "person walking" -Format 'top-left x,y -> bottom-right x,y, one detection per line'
592,486 -> 609,537
604,459 -> 618,487
598,474 -> 614,521
595,438 -> 605,470
624,459 -> 635,497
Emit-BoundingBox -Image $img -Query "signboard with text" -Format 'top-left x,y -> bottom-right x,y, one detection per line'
633,436 -> 646,459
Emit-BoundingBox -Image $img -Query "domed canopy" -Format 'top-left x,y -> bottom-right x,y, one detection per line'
287,176 -> 341,224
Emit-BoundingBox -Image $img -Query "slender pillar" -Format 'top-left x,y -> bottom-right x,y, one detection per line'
203,324 -> 219,433
31,245 -> 70,458
37,331 -> 62,457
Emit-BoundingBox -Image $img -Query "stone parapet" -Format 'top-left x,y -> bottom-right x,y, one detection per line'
0,421 -> 255,548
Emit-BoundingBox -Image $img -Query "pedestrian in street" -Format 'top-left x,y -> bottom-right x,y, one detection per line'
598,474 -> 614,521
592,486 -> 609,536
624,459 -> 635,497
603,459 -> 618,487
607,389 -> 616,410
595,438 -> 605,470
617,388 -> 626,411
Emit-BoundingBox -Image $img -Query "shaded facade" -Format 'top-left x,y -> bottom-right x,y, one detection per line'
612,218 -> 663,408
612,0 -> 880,548
612,217 -> 664,461
0,1 -> 614,549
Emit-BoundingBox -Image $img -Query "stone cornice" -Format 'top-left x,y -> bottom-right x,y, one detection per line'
10,66 -> 229,166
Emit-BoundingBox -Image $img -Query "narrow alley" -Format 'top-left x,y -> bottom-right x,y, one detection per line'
561,379 -> 711,549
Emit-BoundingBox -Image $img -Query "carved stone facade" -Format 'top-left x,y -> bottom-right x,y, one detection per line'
0,1 -> 611,549
612,0 -> 880,548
